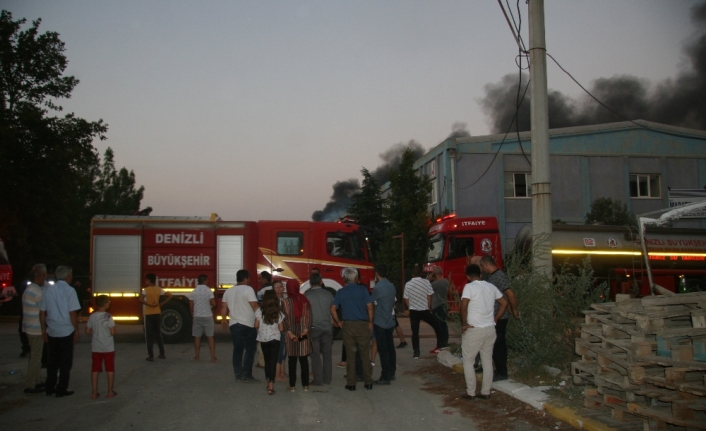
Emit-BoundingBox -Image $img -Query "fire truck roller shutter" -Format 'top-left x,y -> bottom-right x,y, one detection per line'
161,299 -> 192,343
218,235 -> 244,286
93,235 -> 141,294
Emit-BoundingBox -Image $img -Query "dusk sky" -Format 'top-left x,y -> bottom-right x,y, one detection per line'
5,1 -> 703,220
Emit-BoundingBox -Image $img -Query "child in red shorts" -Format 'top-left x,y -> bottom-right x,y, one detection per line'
86,295 -> 116,399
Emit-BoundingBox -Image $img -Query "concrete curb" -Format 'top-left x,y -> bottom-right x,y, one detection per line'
544,405 -> 616,431
437,352 -> 617,431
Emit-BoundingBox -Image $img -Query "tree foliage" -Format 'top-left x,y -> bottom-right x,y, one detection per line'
585,197 -> 636,226
0,12 -> 78,116
347,168 -> 386,257
0,11 -> 143,289
89,148 -> 145,216
378,149 -> 432,294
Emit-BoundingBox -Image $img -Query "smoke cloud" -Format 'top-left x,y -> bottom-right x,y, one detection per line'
445,122 -> 472,140
312,140 -> 427,221
481,2 -> 706,133
311,179 -> 360,222
369,140 -> 426,185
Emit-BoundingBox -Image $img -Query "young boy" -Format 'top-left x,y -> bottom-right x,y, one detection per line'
86,295 -> 117,399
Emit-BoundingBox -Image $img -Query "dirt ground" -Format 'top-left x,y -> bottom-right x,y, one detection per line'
409,363 -> 575,431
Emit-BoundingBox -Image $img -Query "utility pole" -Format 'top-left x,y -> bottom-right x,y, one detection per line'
529,0 -> 552,277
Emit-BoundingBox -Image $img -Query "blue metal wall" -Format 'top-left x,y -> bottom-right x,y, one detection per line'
415,121 -> 706,251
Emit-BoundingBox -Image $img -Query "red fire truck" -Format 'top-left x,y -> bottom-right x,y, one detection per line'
423,215 -> 504,297
425,215 -> 706,301
90,215 -> 375,342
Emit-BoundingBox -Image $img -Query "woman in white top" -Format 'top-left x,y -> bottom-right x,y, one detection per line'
255,290 -> 284,395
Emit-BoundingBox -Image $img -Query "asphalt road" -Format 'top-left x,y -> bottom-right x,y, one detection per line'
0,320 -> 476,431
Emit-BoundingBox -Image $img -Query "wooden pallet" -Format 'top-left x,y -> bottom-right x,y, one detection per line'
575,293 -> 706,430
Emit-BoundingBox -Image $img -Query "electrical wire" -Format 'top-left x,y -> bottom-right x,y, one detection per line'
497,0 -> 525,52
511,1 -> 531,166
458,1 -> 533,191
504,0 -> 527,52
546,52 -> 706,142
457,77 -> 531,190
514,63 -> 531,167
515,53 -> 530,70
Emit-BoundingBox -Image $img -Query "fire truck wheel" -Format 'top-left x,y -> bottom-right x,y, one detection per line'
161,301 -> 192,343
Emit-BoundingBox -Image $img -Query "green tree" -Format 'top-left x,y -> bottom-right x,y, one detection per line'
379,149 -> 432,295
0,11 -> 143,289
585,197 -> 636,226
0,12 -> 79,116
89,148 -> 144,215
347,168 -> 386,258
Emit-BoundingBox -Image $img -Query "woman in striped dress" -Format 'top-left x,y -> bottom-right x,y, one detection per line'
282,279 -> 312,391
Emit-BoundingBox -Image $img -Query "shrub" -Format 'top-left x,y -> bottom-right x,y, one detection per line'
504,241 -> 608,370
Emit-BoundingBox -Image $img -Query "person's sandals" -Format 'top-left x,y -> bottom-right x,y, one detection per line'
267,386 -> 275,395
91,393 -> 100,399
288,386 -> 296,392
107,391 -> 117,399
146,357 -> 154,362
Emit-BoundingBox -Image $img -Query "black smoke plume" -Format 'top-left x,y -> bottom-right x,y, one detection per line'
312,140 -> 426,221
311,179 -> 360,222
446,122 -> 472,140
481,2 -> 706,133
369,140 -> 426,185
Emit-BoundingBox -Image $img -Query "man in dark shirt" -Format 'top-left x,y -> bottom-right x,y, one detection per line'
479,255 -> 518,382
428,266 -> 450,351
330,267 -> 374,390
305,273 -> 334,385
371,264 -> 396,385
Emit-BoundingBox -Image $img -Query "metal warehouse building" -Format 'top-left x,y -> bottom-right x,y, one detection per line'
414,120 -> 706,251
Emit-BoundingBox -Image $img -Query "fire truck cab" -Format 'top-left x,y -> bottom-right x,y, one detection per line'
90,215 -> 374,342
424,215 -> 504,310
0,238 -> 15,303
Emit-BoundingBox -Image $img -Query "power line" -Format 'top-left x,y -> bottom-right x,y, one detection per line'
546,52 -> 706,142
497,0 -> 525,53
458,77 -> 531,190
511,2 -> 531,166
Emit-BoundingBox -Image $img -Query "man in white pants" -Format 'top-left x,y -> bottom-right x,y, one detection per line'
460,264 -> 508,400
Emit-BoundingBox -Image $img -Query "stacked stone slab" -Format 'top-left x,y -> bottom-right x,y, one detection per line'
572,292 -> 706,430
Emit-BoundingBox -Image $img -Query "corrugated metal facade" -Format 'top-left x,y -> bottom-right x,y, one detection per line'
414,120 -> 706,251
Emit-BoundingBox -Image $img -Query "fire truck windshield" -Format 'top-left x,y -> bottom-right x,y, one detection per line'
326,232 -> 366,261
427,233 -> 445,262
0,239 -> 8,263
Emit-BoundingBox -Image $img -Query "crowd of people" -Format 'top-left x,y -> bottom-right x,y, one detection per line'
18,256 -> 518,400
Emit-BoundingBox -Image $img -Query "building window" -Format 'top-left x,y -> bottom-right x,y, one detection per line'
504,173 -> 532,198
277,232 -> 303,255
629,174 -> 661,198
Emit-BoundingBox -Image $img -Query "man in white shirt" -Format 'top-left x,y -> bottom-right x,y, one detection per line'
221,269 -> 259,383
403,266 -> 444,359
190,274 -> 216,362
40,265 -> 81,397
22,264 -> 47,393
460,264 -> 508,400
